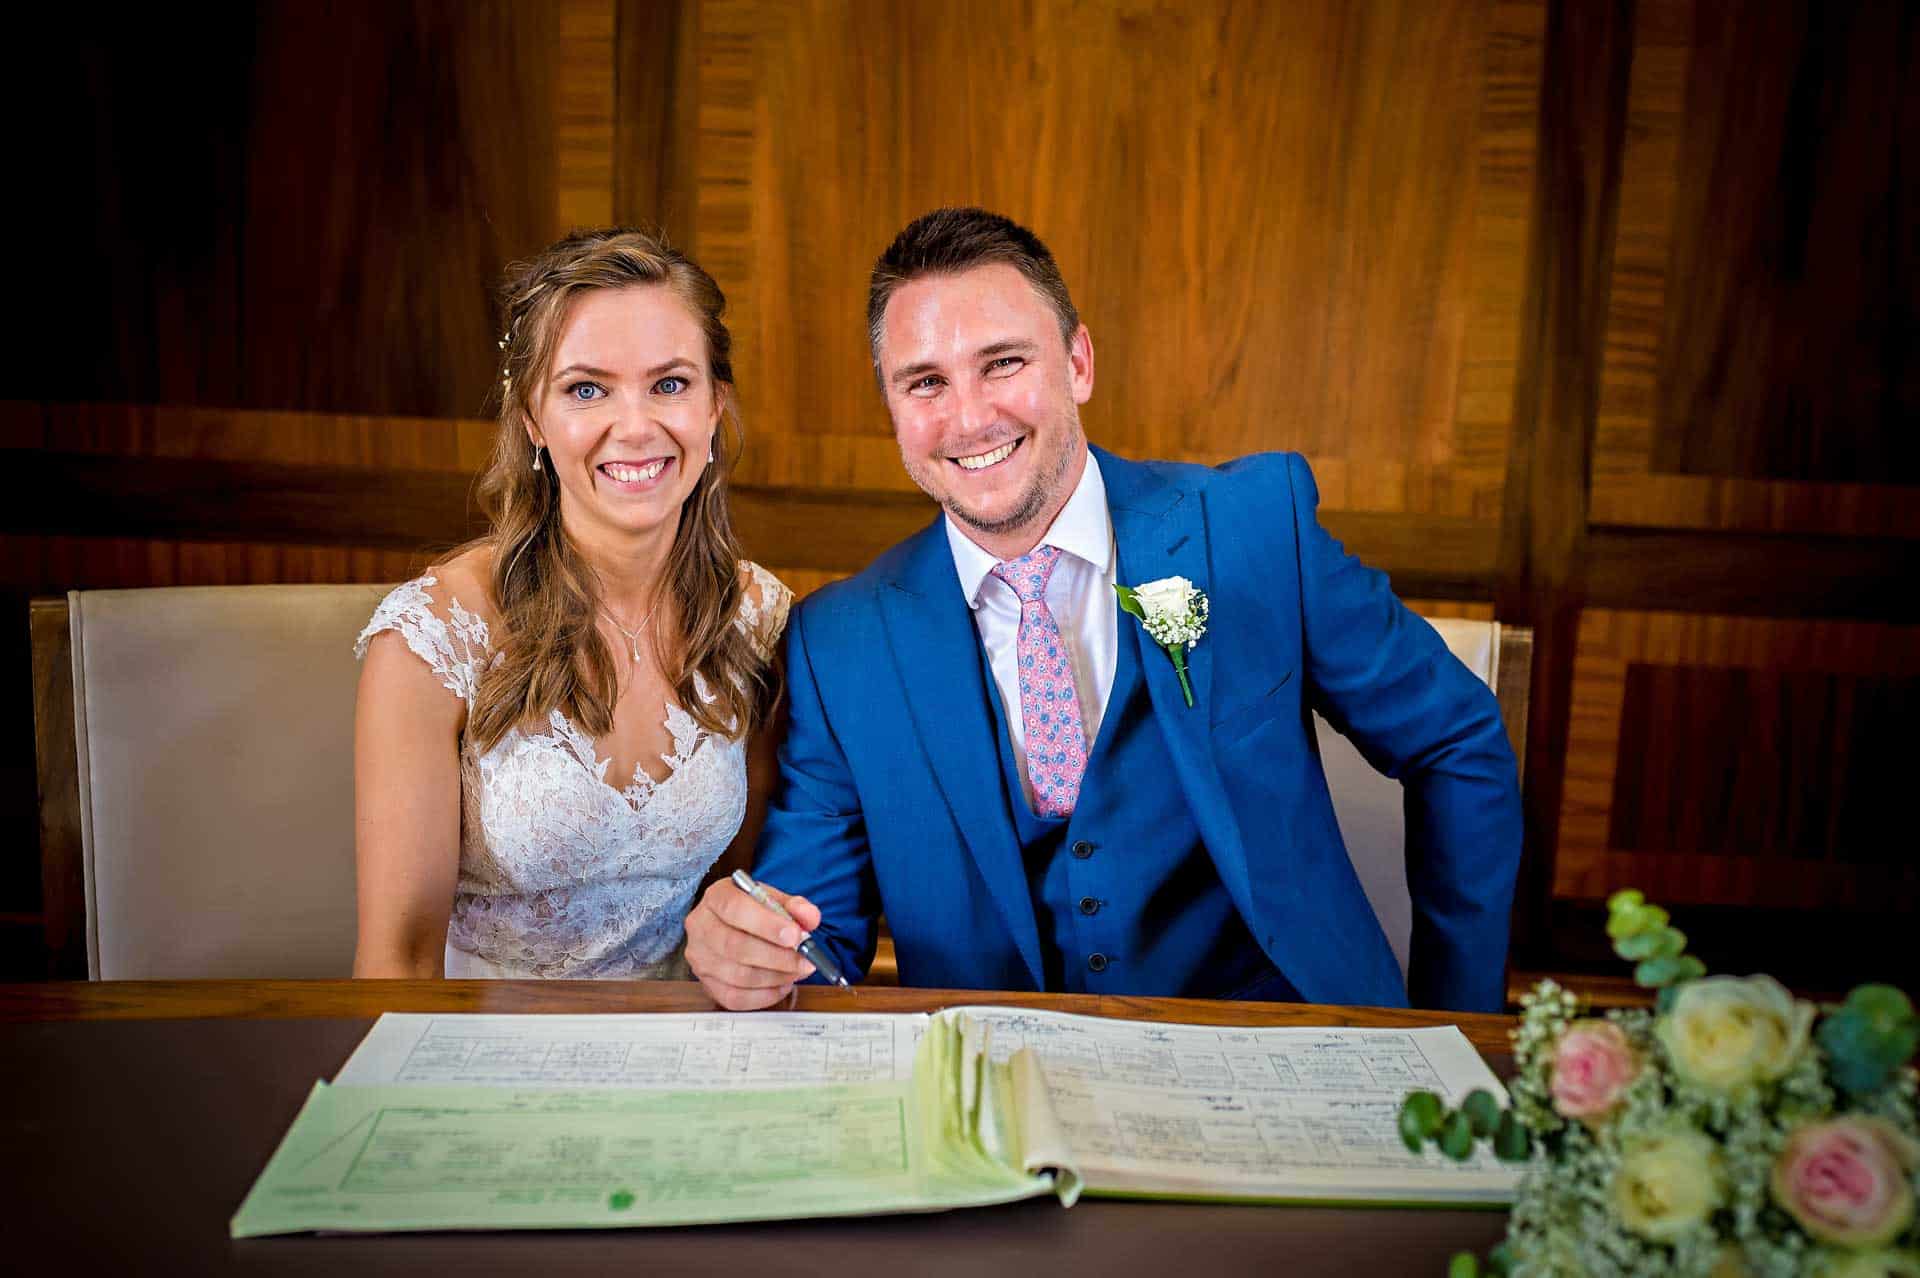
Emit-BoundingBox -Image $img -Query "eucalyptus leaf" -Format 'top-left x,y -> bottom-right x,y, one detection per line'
1635,955 -> 1690,988
1462,1090 -> 1501,1138
1439,1110 -> 1475,1160
1818,989 -> 1920,1096
1615,927 -> 1685,961
1493,1110 -> 1532,1162
1839,983 -> 1916,1030
1398,1104 -> 1431,1153
1400,1091 -> 1445,1151
1608,902 -> 1668,939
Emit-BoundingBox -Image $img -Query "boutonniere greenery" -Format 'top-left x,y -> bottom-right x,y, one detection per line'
1115,576 -> 1209,707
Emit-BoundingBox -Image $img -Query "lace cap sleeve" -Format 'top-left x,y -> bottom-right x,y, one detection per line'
355,575 -> 493,703
734,561 -> 793,659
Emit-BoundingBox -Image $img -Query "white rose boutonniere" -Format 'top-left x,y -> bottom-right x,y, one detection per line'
1115,575 -> 1209,707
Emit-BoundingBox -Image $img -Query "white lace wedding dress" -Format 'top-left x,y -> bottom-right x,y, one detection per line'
355,562 -> 791,979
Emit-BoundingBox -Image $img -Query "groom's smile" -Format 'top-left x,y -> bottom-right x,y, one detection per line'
951,436 -> 1023,471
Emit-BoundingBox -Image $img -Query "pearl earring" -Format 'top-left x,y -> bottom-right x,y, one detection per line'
531,445 -> 543,472
708,441 -> 715,464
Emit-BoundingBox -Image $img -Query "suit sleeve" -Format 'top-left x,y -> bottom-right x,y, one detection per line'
749,601 -> 882,982
1282,455 -> 1522,1012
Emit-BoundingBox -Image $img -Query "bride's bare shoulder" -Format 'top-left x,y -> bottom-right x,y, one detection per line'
426,544 -> 504,631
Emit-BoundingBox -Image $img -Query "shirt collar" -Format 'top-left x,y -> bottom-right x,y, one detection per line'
945,449 -> 1114,610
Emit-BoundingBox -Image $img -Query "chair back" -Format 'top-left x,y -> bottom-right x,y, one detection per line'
1317,618 -> 1531,978
59,584 -> 390,979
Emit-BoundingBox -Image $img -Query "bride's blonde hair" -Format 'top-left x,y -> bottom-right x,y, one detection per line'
465,227 -> 776,753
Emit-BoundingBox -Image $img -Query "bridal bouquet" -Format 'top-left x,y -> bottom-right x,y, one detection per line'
1400,892 -> 1920,1277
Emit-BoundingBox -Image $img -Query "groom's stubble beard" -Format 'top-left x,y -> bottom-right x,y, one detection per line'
896,408 -> 1085,543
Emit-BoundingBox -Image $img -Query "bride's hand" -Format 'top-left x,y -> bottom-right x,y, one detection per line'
685,877 -> 822,1010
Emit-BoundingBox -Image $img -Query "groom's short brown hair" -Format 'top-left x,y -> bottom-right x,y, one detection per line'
866,207 -> 1081,372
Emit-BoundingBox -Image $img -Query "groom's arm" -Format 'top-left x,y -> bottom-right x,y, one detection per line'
743,597 -> 883,981
1278,454 -> 1522,1012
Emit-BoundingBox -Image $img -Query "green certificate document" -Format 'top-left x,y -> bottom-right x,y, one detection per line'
231,1015 -> 1075,1236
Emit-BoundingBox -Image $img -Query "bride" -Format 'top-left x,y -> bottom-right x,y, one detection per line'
352,228 -> 791,979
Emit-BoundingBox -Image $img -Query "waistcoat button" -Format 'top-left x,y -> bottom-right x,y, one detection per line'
1078,896 -> 1099,915
1071,840 -> 1094,859
1087,953 -> 1108,973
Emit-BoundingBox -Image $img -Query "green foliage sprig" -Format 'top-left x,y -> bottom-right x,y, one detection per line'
1818,983 -> 1920,1098
1604,889 -> 1705,1004
1399,1086 -> 1534,1163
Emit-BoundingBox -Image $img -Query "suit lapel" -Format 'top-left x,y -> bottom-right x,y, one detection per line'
1102,448 -> 1216,741
876,522 -> 1044,988
1100,449 -> 1255,912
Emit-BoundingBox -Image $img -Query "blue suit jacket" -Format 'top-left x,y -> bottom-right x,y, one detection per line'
753,448 -> 1522,1011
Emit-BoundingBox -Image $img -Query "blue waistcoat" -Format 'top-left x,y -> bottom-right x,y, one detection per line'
978,604 -> 1294,998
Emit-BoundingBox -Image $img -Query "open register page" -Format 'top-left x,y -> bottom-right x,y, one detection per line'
951,1007 -> 1519,1207
231,1008 -> 1517,1236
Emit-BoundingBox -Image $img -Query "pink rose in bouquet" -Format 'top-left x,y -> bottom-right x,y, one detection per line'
1771,1117 -> 1920,1248
1549,1019 -> 1639,1121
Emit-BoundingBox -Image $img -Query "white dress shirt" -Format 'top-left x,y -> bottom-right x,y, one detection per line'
944,450 -> 1118,809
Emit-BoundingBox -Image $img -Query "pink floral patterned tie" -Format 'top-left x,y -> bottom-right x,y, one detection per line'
991,545 -> 1088,818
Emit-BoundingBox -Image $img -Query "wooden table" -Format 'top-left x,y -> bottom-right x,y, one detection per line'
0,981 -> 1516,1275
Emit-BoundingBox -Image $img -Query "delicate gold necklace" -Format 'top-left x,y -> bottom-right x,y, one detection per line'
604,602 -> 658,663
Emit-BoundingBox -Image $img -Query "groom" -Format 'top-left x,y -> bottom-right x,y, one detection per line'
687,208 -> 1522,1012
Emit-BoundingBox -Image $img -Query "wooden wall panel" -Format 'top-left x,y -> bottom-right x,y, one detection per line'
558,0 -> 619,231
12,2 -> 572,419
698,0 -> 1543,519
0,403 -> 493,473
0,540 -> 426,595
1556,609 -> 1920,915
1607,667 -> 1915,866
1589,0 -> 1920,537
613,0 -> 702,240
1650,0 -> 1918,486
1494,0 -> 1636,965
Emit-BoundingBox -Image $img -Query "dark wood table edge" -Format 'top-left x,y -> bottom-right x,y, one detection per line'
0,979 -> 1517,1054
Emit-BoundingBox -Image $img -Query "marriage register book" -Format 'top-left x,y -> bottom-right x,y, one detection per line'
230,1006 -> 1520,1236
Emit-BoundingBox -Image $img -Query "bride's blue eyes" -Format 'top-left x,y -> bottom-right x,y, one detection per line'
563,376 -> 691,401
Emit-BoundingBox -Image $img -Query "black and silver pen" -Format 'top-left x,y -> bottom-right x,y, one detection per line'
730,869 -> 852,989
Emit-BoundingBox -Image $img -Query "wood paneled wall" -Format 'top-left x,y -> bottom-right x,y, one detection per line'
698,0 -> 1541,523
0,0 -> 1913,989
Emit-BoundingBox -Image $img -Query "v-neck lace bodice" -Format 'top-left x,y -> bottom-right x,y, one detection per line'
355,563 -> 791,978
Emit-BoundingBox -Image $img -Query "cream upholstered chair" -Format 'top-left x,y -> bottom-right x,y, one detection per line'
1318,618 -> 1531,978
63,584 -> 391,979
